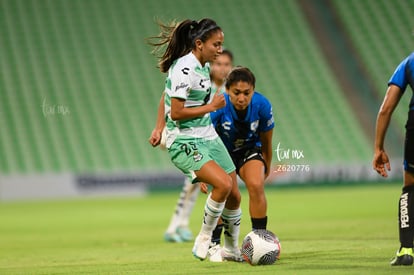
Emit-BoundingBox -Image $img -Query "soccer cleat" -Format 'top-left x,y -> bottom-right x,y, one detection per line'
390,247 -> 414,266
192,233 -> 211,260
207,243 -> 223,262
222,247 -> 244,262
164,232 -> 182,243
176,227 -> 194,242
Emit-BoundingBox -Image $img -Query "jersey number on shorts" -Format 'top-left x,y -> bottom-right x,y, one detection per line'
180,142 -> 198,156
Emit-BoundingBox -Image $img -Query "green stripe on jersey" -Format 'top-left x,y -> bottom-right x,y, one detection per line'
165,93 -> 171,107
177,115 -> 211,129
165,78 -> 171,91
195,66 -> 210,78
186,89 -> 210,105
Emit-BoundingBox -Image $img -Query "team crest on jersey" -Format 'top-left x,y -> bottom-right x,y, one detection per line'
193,151 -> 203,162
250,120 -> 259,132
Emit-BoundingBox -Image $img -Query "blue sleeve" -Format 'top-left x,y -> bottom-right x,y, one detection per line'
388,57 -> 409,92
258,97 -> 275,132
210,108 -> 221,127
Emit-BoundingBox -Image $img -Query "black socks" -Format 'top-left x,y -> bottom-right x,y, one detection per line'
211,223 -> 224,245
251,216 -> 268,230
399,186 -> 414,248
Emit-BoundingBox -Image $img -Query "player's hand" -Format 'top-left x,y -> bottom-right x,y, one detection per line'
373,150 -> 391,177
199,182 -> 208,194
209,92 -> 226,111
148,129 -> 162,147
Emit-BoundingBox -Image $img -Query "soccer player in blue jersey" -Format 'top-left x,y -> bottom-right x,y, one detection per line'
373,52 -> 414,266
211,66 -> 274,231
147,18 -> 242,261
204,66 -> 275,262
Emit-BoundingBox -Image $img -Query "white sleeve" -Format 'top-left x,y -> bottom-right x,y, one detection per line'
170,64 -> 191,100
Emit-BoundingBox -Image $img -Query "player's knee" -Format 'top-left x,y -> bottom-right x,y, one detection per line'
223,175 -> 233,193
246,180 -> 264,197
210,175 -> 232,197
215,175 -> 232,197
233,188 -> 241,202
227,186 -> 241,206
246,179 -> 264,190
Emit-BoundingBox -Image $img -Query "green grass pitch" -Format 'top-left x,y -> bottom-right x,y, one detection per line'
0,182 -> 412,274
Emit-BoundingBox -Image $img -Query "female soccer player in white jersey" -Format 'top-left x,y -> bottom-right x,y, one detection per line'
148,19 -> 242,261
160,50 -> 234,244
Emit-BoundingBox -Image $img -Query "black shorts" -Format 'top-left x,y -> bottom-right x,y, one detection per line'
230,146 -> 267,175
404,110 -> 414,173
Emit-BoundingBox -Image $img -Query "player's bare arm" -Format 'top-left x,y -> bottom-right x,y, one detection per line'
170,92 -> 225,121
260,129 -> 273,179
373,84 -> 403,177
149,92 -> 166,147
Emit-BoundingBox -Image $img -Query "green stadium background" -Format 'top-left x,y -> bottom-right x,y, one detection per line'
0,0 -> 412,200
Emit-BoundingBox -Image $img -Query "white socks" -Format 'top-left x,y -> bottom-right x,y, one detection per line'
199,193 -> 225,236
179,179 -> 200,228
222,207 -> 242,251
166,178 -> 200,233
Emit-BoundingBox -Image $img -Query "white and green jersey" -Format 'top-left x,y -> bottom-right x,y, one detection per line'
164,52 -> 218,148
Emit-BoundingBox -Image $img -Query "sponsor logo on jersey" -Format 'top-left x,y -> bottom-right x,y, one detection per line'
175,82 -> 189,92
222,121 -> 231,131
267,116 -> 274,127
181,67 -> 190,75
199,78 -> 206,88
267,108 -> 274,127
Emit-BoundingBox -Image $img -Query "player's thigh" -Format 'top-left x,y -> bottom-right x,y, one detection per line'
239,160 -> 266,189
168,139 -> 211,182
404,170 -> 414,186
195,160 -> 232,190
404,111 -> 414,186
208,138 -> 236,175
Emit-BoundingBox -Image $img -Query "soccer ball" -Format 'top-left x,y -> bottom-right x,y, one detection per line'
241,229 -> 281,265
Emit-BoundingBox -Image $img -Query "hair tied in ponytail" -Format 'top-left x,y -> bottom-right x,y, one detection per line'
190,20 -> 199,28
188,20 -> 199,41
